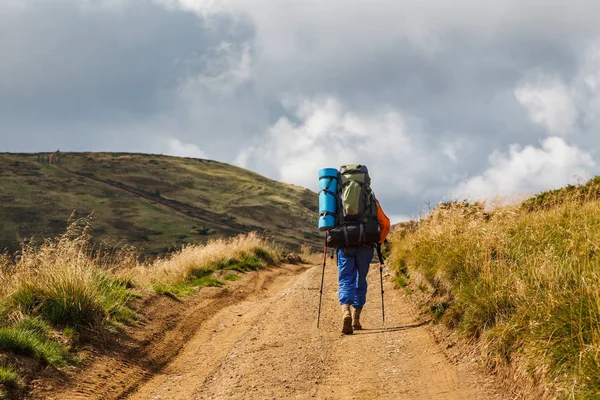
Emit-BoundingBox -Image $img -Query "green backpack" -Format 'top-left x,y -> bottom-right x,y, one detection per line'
327,164 -> 380,248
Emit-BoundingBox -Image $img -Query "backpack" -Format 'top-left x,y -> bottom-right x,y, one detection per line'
326,164 -> 380,248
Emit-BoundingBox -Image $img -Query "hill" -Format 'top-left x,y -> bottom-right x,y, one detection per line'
0,152 -> 321,256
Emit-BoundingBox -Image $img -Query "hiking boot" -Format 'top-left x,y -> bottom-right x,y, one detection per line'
341,304 -> 353,334
352,307 -> 363,330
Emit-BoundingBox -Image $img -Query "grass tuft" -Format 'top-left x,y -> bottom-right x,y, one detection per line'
0,217 -> 136,331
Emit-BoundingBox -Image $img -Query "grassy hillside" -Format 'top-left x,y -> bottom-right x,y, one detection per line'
390,180 -> 600,399
0,152 -> 320,256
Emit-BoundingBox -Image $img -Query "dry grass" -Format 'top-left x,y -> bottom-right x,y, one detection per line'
0,219 -> 280,329
133,232 -> 280,288
298,244 -> 325,265
0,216 -> 138,330
391,198 -> 600,399
0,217 -> 282,397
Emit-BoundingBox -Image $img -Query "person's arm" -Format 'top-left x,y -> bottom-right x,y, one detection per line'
376,200 -> 391,244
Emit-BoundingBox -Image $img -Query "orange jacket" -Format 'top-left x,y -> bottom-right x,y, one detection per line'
376,200 -> 391,244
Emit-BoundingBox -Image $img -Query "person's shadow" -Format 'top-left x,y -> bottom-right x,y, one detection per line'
354,320 -> 431,335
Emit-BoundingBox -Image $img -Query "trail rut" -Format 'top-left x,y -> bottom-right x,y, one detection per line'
126,263 -> 507,400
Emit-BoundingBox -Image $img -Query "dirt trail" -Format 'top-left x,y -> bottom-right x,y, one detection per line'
126,263 -> 507,400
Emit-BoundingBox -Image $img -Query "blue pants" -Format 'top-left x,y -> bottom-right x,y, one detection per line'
337,246 -> 374,308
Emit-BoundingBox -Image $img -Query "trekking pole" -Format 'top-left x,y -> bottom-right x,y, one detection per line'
317,234 -> 328,328
376,243 -> 385,323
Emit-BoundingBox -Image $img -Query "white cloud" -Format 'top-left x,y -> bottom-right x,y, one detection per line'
454,137 -> 594,201
164,138 -> 207,158
235,96 -> 440,202
514,75 -> 578,136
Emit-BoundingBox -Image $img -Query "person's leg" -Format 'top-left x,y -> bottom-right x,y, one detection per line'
353,246 -> 374,308
338,248 -> 357,334
338,248 -> 357,306
352,246 -> 374,329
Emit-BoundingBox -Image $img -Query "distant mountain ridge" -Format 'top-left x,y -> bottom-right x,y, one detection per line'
0,152 -> 320,256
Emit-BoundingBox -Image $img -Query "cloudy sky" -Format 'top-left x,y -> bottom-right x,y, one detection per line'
3,0 -> 600,221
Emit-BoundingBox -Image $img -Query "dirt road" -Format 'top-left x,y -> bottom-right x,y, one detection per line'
126,263 -> 506,400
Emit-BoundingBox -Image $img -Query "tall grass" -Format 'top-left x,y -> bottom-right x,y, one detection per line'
0,217 -> 137,331
0,217 -> 282,397
390,198 -> 600,399
134,232 -> 280,289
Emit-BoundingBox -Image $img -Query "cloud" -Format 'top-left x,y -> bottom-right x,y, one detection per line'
235,96 -> 447,206
4,0 -> 600,219
0,0 -> 264,157
454,137 -> 595,201
515,75 -> 578,136
164,138 -> 207,158
180,42 -> 254,96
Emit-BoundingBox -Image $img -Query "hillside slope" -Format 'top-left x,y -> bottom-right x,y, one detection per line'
0,152 -> 320,255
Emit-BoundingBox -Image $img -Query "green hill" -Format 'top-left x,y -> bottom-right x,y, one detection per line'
0,152 -> 321,256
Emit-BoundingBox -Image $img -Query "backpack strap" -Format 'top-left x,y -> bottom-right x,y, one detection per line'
319,175 -> 337,196
342,226 -> 350,246
320,175 -> 338,181
319,211 -> 336,217
319,188 -> 336,196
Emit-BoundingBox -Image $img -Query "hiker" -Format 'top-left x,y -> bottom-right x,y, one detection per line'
325,165 -> 390,334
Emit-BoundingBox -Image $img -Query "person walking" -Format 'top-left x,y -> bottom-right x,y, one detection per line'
325,165 -> 390,335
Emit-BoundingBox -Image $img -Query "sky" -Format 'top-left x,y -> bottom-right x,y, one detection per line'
3,0 -> 600,222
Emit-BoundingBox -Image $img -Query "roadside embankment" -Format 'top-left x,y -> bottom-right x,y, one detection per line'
0,217 -> 289,399
390,196 -> 600,399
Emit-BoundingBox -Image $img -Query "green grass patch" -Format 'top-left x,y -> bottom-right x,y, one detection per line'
223,274 -> 241,281
215,254 -> 264,272
393,273 -> 409,288
0,320 -> 67,365
95,273 -> 137,325
153,274 -> 224,298
152,283 -> 196,298
0,364 -> 24,394
189,276 -> 223,288
7,273 -> 135,330
63,326 -> 77,342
